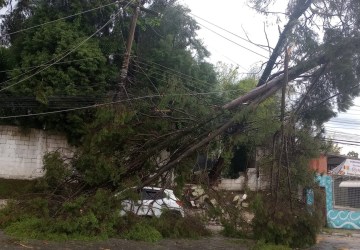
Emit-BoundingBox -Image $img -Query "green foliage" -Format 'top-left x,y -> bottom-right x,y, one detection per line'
251,240 -> 291,250
251,194 -> 322,248
42,152 -> 72,188
151,212 -> 210,239
1,19 -> 109,141
0,0 -> 118,142
215,68 -> 280,178
0,47 -> 14,83
347,151 -> 359,158
4,217 -> 52,240
0,189 -> 122,240
125,222 -> 163,242
222,222 -> 245,238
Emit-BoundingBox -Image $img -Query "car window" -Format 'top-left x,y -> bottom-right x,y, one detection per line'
141,189 -> 165,200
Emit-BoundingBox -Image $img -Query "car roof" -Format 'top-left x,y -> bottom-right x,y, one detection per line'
143,186 -> 173,193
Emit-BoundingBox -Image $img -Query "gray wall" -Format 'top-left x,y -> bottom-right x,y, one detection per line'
0,126 -> 72,179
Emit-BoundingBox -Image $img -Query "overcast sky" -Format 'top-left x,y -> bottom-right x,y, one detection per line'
181,0 -> 360,155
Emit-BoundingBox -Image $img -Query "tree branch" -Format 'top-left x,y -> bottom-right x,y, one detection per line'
257,0 -> 313,87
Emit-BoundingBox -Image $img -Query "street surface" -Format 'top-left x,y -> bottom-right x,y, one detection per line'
2,230 -> 360,249
310,233 -> 360,250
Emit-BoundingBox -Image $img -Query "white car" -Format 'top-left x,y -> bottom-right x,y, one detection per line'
119,187 -> 185,218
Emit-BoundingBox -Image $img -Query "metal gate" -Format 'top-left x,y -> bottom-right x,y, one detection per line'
333,175 -> 360,210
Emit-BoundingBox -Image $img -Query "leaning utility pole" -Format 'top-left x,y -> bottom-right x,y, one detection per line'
113,1 -> 159,101
113,1 -> 140,102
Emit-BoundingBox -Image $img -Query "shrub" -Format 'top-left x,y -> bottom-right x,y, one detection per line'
125,222 -> 162,242
0,189 -> 123,241
4,217 -> 46,239
252,240 -> 291,250
222,222 -> 245,238
251,194 -> 322,248
151,211 -> 210,239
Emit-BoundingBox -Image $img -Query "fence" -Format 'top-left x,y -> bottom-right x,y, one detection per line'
333,175 -> 360,210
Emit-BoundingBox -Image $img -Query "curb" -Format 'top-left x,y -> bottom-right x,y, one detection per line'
320,232 -> 360,238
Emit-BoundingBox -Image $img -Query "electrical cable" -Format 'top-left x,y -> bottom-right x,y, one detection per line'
195,22 -> 268,59
0,90 -> 256,119
326,130 -> 360,137
189,12 -> 270,52
325,125 -> 360,131
131,68 -> 240,107
0,4 -> 131,93
0,56 -> 104,74
4,1 -> 122,36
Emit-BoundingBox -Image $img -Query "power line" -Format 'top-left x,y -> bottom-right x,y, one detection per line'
325,125 -> 360,131
132,61 -> 215,91
298,84 -> 360,116
195,22 -> 268,59
0,6 -> 129,92
324,138 -> 360,144
326,130 -> 360,137
0,56 -> 104,74
132,61 -> 247,95
0,90 -> 252,119
189,12 -> 269,53
4,1 -> 121,36
327,120 -> 360,125
131,66 -> 245,106
322,138 -> 360,146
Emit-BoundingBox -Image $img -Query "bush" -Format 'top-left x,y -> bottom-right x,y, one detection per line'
125,222 -> 162,242
151,212 -> 210,239
251,194 -> 322,248
0,189 -> 123,241
221,222 -> 245,238
252,240 -> 291,250
4,217 -> 47,239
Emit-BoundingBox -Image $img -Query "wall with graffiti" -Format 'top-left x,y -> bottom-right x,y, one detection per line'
317,175 -> 360,229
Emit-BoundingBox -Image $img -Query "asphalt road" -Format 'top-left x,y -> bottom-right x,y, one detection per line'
2,230 -> 360,250
0,231 -> 250,250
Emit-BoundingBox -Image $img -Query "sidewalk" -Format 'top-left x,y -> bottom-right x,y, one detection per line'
320,228 -> 360,238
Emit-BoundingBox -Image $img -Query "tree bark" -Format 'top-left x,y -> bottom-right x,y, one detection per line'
257,0 -> 313,87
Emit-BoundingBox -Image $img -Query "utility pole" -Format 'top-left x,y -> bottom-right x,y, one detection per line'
113,1 -> 159,102
113,2 -> 140,101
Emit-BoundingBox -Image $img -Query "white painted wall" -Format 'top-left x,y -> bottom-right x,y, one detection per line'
218,168 -> 269,191
218,176 -> 246,191
0,126 -> 72,179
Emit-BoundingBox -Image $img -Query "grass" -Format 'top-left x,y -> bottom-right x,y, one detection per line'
251,240 -> 291,250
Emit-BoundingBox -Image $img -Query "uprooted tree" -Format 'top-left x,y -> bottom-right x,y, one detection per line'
1,0 -> 360,246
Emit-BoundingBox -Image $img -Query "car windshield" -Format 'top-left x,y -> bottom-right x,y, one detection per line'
141,189 -> 166,200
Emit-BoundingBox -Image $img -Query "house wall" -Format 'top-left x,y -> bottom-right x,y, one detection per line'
317,175 -> 360,229
218,168 -> 269,191
0,125 -> 72,180
309,155 -> 327,174
218,175 -> 245,191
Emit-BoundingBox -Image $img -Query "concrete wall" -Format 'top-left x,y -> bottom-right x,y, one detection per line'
218,175 -> 245,191
0,126 -> 72,179
218,168 -> 269,191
